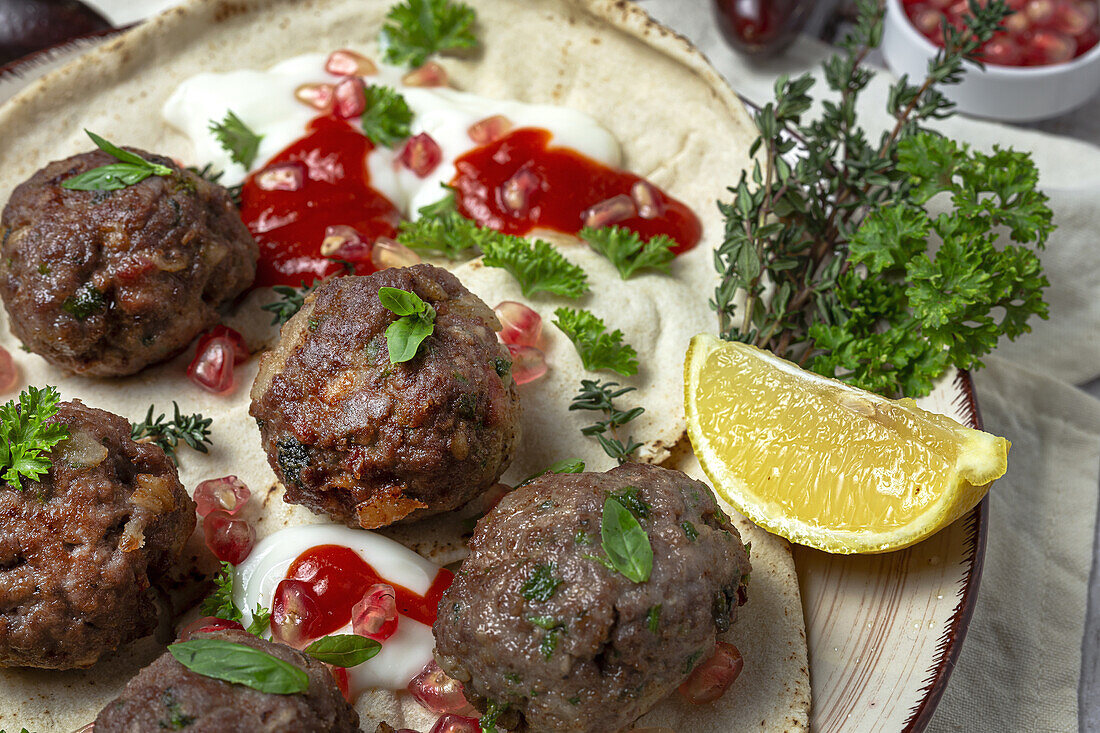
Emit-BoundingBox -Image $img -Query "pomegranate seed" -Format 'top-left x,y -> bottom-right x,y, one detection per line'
506,344 -> 547,385
272,578 -> 322,649
371,237 -> 422,269
399,133 -> 443,177
329,665 -> 352,703
912,6 -> 945,34
1004,9 -> 1031,33
187,338 -> 236,394
352,583 -> 398,642
334,77 -> 367,119
582,194 -> 636,229
678,642 -> 744,704
1026,0 -> 1057,24
500,168 -> 541,214
402,61 -> 449,87
630,180 -> 665,220
928,0 -> 953,8
1053,0 -> 1094,33
256,162 -> 305,192
326,49 -> 377,77
179,616 -> 245,641
195,325 -> 248,364
194,476 -> 251,517
468,115 -> 513,145
409,660 -> 477,716
981,36 -> 1024,64
429,715 -> 480,733
1029,28 -> 1077,62
203,510 -> 255,565
321,225 -> 371,261
494,301 -> 542,348
295,82 -> 335,112
0,346 -> 18,395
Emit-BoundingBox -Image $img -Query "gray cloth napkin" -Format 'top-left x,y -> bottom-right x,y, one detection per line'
636,1 -> 1100,730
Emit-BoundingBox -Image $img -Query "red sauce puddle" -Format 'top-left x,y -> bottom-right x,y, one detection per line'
286,544 -> 453,638
451,127 -> 702,253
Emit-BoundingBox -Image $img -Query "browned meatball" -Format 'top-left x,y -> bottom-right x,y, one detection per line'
0,148 -> 257,376
94,628 -> 360,732
250,265 -> 521,529
433,463 -> 751,733
0,399 -> 196,669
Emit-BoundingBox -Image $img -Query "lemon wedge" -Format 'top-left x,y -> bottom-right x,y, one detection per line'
684,334 -> 1008,554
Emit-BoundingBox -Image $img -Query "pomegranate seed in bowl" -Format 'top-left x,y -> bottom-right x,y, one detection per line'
351,583 -> 398,641
408,660 -> 477,715
399,133 -> 443,177
271,578 -> 322,649
326,49 -> 377,77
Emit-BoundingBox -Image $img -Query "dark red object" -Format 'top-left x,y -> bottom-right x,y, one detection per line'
901,0 -> 1099,66
399,133 -> 443,177
451,128 -> 701,254
187,326 -> 247,394
202,510 -> 255,565
351,583 -> 399,642
194,476 -> 251,518
713,0 -> 811,56
271,578 -> 322,648
239,116 -> 401,287
0,0 -> 112,66
429,715 -> 481,733
677,641 -> 744,704
285,544 -> 454,639
179,616 -> 246,641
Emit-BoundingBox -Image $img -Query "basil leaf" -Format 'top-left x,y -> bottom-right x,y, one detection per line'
62,163 -> 155,191
520,458 -> 585,486
386,314 -> 435,363
600,496 -> 652,583
378,286 -> 428,316
303,634 -> 381,667
86,130 -> 173,176
168,639 -> 309,695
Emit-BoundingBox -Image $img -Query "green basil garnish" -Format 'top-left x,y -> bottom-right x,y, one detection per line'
600,496 -> 652,583
379,286 -> 436,363
303,634 -> 381,667
168,639 -> 309,695
62,130 -> 174,191
519,458 -> 585,486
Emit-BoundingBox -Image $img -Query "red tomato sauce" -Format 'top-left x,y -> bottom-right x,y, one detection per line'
239,116 -> 401,287
286,544 -> 453,638
450,127 -> 702,254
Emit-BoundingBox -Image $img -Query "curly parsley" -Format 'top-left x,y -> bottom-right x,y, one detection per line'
580,226 -> 676,279
361,85 -> 413,148
0,386 -> 70,489
208,110 -> 263,169
553,308 -> 638,376
382,0 -> 479,68
481,237 -> 590,299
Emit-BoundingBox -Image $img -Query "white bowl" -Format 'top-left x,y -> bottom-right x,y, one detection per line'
882,0 -> 1100,121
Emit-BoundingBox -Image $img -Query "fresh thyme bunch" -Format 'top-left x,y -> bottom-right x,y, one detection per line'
713,0 -> 1054,397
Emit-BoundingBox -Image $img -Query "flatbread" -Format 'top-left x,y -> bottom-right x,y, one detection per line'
0,0 -> 806,730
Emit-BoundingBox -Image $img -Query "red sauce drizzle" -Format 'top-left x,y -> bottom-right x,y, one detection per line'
451,127 -> 702,253
239,116 -> 401,287
286,545 -> 454,638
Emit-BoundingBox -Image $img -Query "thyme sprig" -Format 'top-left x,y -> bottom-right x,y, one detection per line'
569,380 -> 643,463
714,0 -> 1051,397
130,403 -> 213,465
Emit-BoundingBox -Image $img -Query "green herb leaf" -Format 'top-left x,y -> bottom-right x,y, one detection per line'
396,210 -> 481,260
0,386 -> 70,489
62,130 -> 173,191
303,634 -> 381,667
382,0 -> 479,68
519,458 -> 585,486
199,561 -> 242,621
168,639 -> 309,695
378,287 -> 436,363
521,562 -> 563,602
61,283 -> 106,320
481,236 -> 589,298
580,226 -> 676,279
553,308 -> 638,376
261,283 -> 315,326
646,604 -> 661,633
569,379 -> 644,463
246,605 -> 272,636
361,85 -> 413,148
208,110 -> 263,169
609,486 -> 650,520
600,496 -> 652,583
130,402 -> 213,465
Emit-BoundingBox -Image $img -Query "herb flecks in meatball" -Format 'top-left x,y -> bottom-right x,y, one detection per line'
0,148 -> 257,376
94,628 -> 359,732
0,400 -> 196,669
433,463 -> 751,733
250,264 -> 521,529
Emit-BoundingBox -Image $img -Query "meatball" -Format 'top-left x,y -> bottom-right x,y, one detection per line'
0,148 -> 258,376
0,399 -> 196,669
433,463 -> 751,733
250,265 -> 521,529
94,627 -> 360,732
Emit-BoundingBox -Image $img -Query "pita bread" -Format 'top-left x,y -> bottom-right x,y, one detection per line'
0,0 -> 806,730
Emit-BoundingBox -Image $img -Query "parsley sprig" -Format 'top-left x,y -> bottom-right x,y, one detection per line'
382,0 -> 479,68
569,380 -> 643,463
130,403 -> 213,465
0,386 -> 70,489
714,0 -> 1051,397
481,237 -> 589,299
379,286 -> 436,362
361,85 -> 414,148
553,308 -> 638,376
397,208 -> 481,260
209,110 -> 263,169
580,226 -> 676,279
62,130 -> 174,192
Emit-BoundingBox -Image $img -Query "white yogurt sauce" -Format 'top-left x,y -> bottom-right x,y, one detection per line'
163,53 -> 622,215
233,524 -> 443,693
